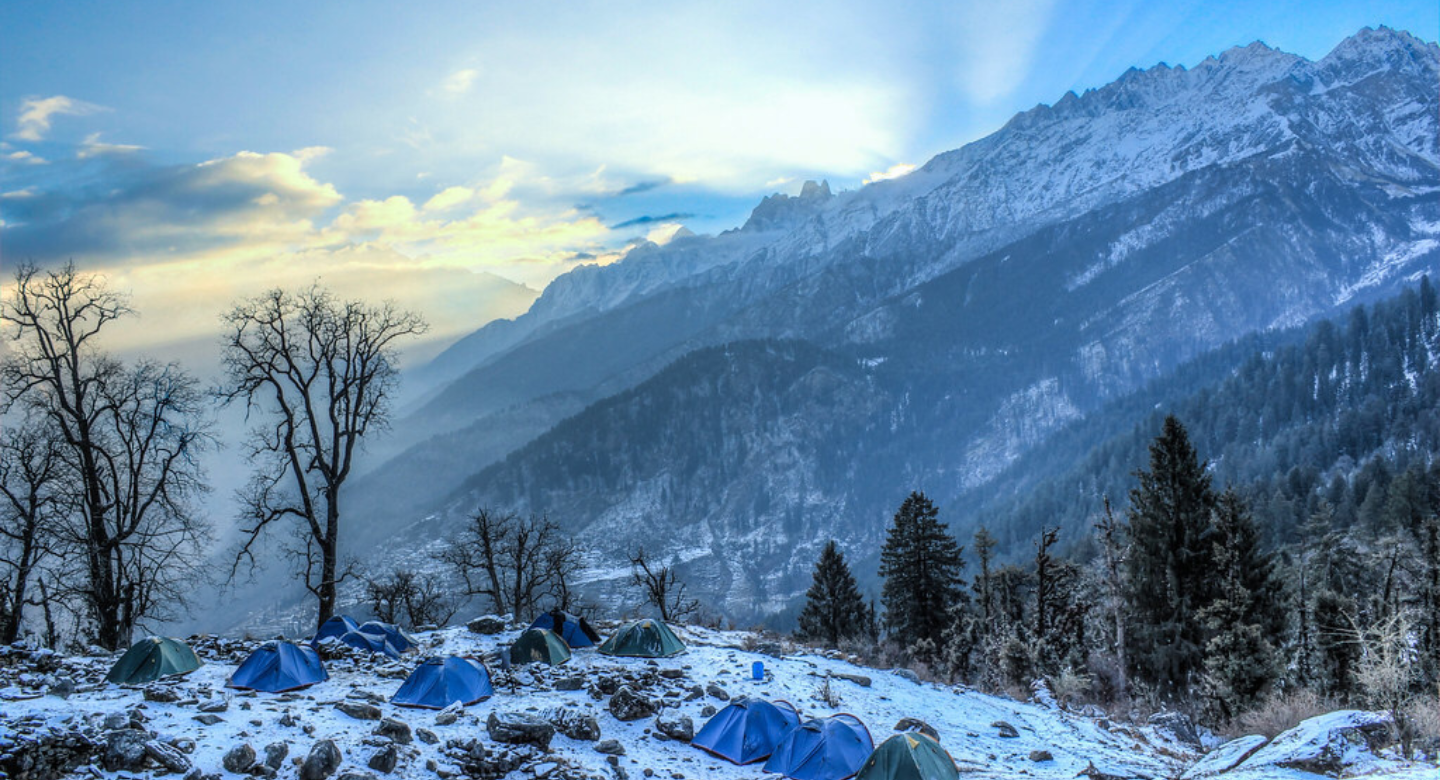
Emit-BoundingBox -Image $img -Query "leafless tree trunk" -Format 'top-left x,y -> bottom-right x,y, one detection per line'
1096,496 -> 1129,702
2,263 -> 211,650
629,546 -> 698,623
0,418 -> 68,644
440,509 -> 580,619
219,285 -> 425,629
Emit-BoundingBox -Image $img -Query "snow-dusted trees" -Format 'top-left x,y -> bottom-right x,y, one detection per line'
629,545 -> 699,622
879,491 -> 967,656
796,540 -> 873,647
220,285 -> 425,629
2,263 -> 211,649
440,508 -> 582,619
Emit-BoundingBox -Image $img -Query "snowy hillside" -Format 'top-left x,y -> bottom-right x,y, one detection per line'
3,625 -> 1433,780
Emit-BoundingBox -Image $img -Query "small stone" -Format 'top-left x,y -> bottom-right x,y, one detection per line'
415,728 -> 439,745
367,745 -> 398,774
335,702 -> 382,720
374,718 -> 412,745
595,739 -> 626,756
554,676 -> 586,691
596,677 -> 620,695
144,686 -> 182,703
658,669 -> 685,679
223,744 -> 257,773
278,712 -> 299,727
654,714 -> 694,742
486,711 -> 555,749
895,718 -> 939,742
103,712 -> 130,730
193,713 -> 223,726
263,742 -> 289,770
145,740 -> 192,773
992,721 -> 1019,739
608,686 -> 657,722
337,774 -> 379,780
198,699 -> 229,713
435,702 -> 462,726
1029,750 -> 1053,762
704,684 -> 729,701
47,677 -> 76,698
700,705 -> 717,718
833,673 -> 871,687
892,668 -> 920,684
300,740 -> 342,780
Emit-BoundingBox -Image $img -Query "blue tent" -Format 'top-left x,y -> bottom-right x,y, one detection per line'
693,697 -> 802,765
357,621 -> 417,653
763,714 -> 875,780
311,615 -> 359,647
227,641 -> 328,693
392,656 -> 494,709
337,629 -> 402,659
528,610 -> 602,648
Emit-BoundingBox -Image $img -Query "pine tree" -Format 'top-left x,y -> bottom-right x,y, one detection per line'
879,491 -> 967,655
796,540 -> 869,648
1125,415 -> 1217,698
1200,489 -> 1282,720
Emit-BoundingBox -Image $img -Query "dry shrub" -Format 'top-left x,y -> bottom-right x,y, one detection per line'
1401,695 -> 1440,759
1050,666 -> 1095,708
1235,688 -> 1338,738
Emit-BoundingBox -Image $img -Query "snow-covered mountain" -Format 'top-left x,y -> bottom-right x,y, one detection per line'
329,27 -> 1440,623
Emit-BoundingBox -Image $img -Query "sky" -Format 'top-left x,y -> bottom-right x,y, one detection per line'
2,0 -> 1436,365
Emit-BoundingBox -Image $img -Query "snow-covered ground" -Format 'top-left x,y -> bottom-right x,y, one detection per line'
1,623 -> 1433,779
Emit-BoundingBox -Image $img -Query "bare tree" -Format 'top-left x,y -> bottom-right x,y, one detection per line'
365,568 -> 459,628
219,285 -> 426,629
0,417 -> 69,643
629,546 -> 698,622
1,263 -> 211,649
1095,496 -> 1129,702
439,509 -> 581,619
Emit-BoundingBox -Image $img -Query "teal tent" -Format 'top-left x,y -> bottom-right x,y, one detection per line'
854,733 -> 957,780
597,619 -> 685,658
107,636 -> 203,685
509,628 -> 572,665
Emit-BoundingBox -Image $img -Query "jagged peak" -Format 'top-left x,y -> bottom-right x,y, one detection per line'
742,179 -> 834,232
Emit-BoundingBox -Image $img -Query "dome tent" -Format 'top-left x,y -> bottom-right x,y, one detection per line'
107,636 -> 203,685
692,697 -> 801,764
509,628 -> 572,665
311,615 -> 359,647
227,641 -> 328,693
337,629 -> 402,659
596,618 -> 685,658
854,732 -> 958,780
528,609 -> 602,648
356,620 -> 417,653
763,714 -> 875,780
392,656 -> 493,709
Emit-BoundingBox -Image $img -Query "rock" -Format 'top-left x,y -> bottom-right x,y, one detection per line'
700,705 -> 717,717
47,676 -> 76,698
895,718 -> 939,742
658,669 -> 685,679
466,615 -> 507,635
103,712 -> 130,730
1148,711 -> 1202,750
300,740 -> 343,780
891,668 -> 921,684
1233,710 -> 1393,777
263,742 -> 289,770
595,739 -> 626,756
251,765 -> 279,779
654,714 -> 694,742
278,711 -> 299,727
198,698 -> 228,713
336,701 -> 383,720
145,740 -> 192,773
223,744 -> 256,773
368,744 -> 398,774
194,713 -> 224,726
1076,761 -> 1130,780
338,774 -> 379,780
435,702 -> 463,726
554,676 -> 586,691
374,718 -> 412,745
415,728 -> 439,745
487,711 -> 556,749
608,686 -> 657,722
704,684 -> 729,701
144,685 -> 182,703
102,728 -> 152,772
544,707 -> 601,741
1180,734 -> 1268,779
596,676 -> 620,695
992,721 -> 1019,739
1029,750 -> 1053,762
833,673 -> 871,687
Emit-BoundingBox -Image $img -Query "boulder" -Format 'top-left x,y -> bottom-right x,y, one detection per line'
222,743 -> 256,774
193,714 -> 223,726
594,739 -> 626,756
415,729 -> 439,745
554,676 -> 586,692
144,740 -> 192,774
608,686 -> 657,722
144,685 -> 181,703
704,683 -> 729,701
1233,710 -> 1393,777
833,673 -> 871,687
198,698 -> 229,713
374,718 -> 412,745
543,707 -> 601,741
892,668 -> 921,684
992,721 -> 1019,739
1180,734 -> 1268,779
336,701 -> 383,721
486,711 -> 556,749
654,714 -> 694,742
300,740 -> 343,780
368,744 -> 398,774
102,729 -> 152,772
263,742 -> 289,770
467,615 -> 507,635
1148,711 -> 1202,750
895,718 -> 939,742
435,702 -> 463,726
1029,750 -> 1053,762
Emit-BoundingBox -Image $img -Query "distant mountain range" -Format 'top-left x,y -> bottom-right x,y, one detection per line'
283,26 -> 1440,629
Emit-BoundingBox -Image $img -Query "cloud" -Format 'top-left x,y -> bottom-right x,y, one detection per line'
863,162 -> 917,184
77,132 -> 144,159
13,95 -> 105,141
616,179 -> 671,196
610,212 -> 695,230
4,150 -> 47,165
423,185 -> 475,212
440,68 -> 480,95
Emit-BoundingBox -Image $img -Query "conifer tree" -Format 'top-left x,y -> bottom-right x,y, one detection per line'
879,491 -> 967,654
1125,415 -> 1217,697
796,540 -> 869,647
1200,489 -> 1282,719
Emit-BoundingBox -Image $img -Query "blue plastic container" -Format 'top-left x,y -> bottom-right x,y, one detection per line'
752,661 -> 765,680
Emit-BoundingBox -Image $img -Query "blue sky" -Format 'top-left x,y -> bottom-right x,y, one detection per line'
1,0 -> 1435,356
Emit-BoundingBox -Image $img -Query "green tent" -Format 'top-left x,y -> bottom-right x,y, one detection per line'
854,733 -> 958,780
596,618 -> 686,658
509,628 -> 572,665
107,636 -> 203,685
